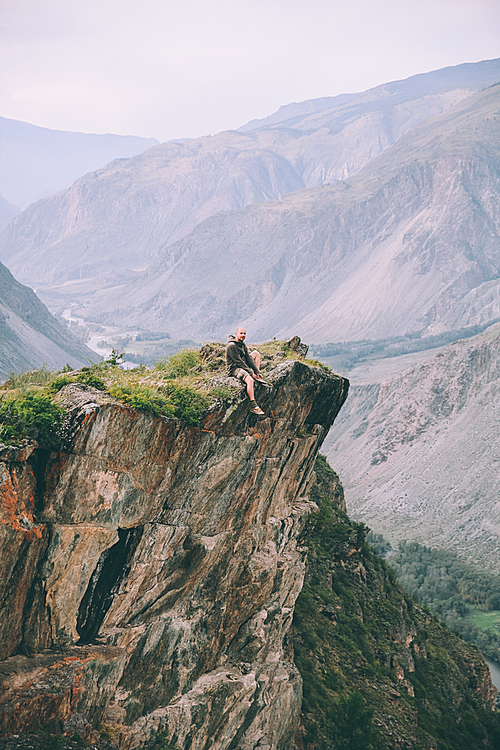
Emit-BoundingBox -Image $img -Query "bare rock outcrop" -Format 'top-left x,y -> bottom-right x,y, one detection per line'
0,360 -> 348,748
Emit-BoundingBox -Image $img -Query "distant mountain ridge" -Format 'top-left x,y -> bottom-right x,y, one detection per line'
238,93 -> 357,131
1,58 -> 499,315
0,116 -> 158,209
238,58 -> 500,133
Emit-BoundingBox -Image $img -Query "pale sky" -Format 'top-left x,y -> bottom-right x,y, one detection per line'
1,0 -> 499,143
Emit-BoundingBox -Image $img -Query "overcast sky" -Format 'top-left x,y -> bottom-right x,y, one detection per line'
1,0 -> 499,143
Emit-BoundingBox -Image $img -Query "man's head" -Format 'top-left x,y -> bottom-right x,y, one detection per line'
235,327 -> 246,342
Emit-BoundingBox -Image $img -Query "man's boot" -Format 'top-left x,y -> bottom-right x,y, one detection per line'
249,400 -> 265,416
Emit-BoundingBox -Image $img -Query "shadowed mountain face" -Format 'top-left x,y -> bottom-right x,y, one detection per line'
79,84 -> 500,342
0,260 -> 93,378
322,322 -> 500,572
1,59 -> 499,313
0,116 -> 158,209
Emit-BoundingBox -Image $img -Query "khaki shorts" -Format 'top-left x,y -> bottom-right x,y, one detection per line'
234,368 -> 251,381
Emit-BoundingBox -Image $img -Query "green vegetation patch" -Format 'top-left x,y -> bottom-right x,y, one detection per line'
468,608 -> 500,635
160,349 -> 200,378
386,539 -> 500,662
0,389 -> 65,449
310,319 -> 500,371
4,364 -> 55,393
0,338 -> 326,445
108,384 -> 176,417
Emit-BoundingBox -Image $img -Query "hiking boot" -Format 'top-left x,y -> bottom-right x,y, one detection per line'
249,404 -> 265,416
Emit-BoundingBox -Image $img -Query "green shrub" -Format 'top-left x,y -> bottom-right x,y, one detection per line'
0,391 -> 65,449
109,382 -> 208,426
163,350 -> 200,378
109,385 -> 175,417
209,385 -> 238,400
76,369 -> 106,390
327,692 -> 375,749
104,348 -> 124,366
154,359 -> 169,373
49,374 -> 77,392
160,384 -> 209,425
305,358 -> 331,372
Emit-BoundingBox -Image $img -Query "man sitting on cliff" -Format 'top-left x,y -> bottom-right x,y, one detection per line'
226,327 -> 269,416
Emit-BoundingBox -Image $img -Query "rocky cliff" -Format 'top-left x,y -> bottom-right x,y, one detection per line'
0,359 -> 349,748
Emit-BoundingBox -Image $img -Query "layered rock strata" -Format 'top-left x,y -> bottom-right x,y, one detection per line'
0,361 -> 348,748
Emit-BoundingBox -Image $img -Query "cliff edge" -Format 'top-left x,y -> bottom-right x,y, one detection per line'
0,358 -> 349,749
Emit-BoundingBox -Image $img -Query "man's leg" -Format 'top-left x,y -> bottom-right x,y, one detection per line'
250,350 -> 272,387
244,373 -> 264,415
244,373 -> 255,401
250,350 -> 261,370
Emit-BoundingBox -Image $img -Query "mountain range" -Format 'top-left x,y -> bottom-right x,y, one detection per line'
74,81 -> 500,343
1,58 -> 500,328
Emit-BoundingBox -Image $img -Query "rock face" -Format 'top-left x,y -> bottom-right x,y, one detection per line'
0,361 -> 349,748
322,323 -> 500,571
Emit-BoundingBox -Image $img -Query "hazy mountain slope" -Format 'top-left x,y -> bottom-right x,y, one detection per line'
239,93 -> 357,131
239,58 -> 500,133
0,116 -> 158,208
242,57 -> 500,187
322,323 -> 500,571
1,59 -> 499,307
0,134 -> 304,293
0,194 -> 19,233
81,84 -> 500,342
0,261 -> 94,378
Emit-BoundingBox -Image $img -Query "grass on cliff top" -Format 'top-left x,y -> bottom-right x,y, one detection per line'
0,339 -> 326,447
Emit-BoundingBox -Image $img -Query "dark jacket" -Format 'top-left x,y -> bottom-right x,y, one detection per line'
226,335 -> 259,377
